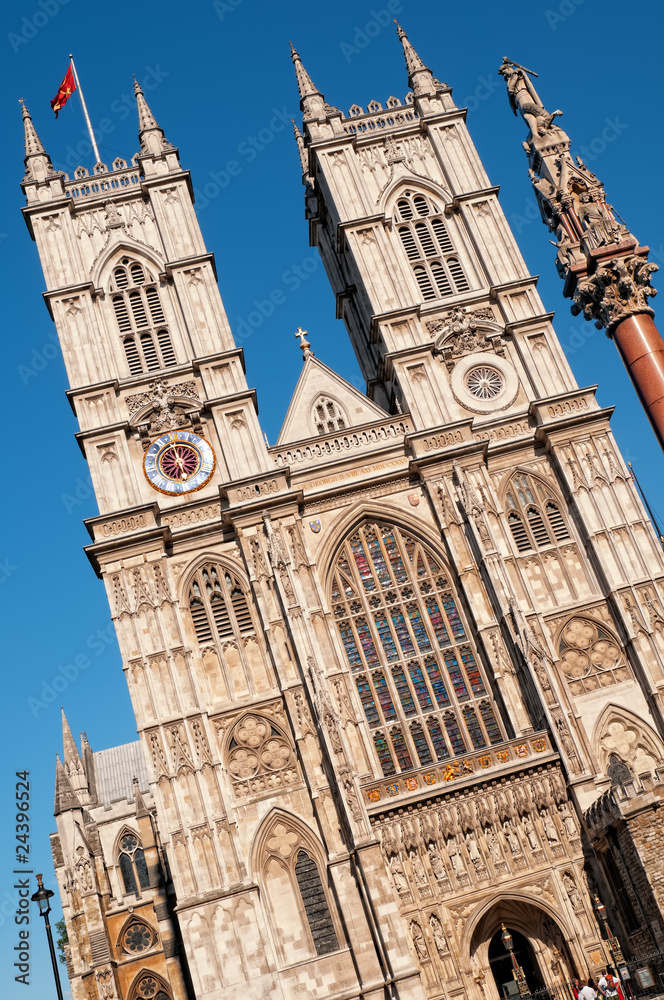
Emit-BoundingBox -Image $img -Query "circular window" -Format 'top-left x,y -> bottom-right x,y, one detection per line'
449,352 -> 519,414
123,923 -> 155,954
465,365 -> 504,400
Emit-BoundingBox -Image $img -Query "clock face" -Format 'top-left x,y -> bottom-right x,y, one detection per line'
143,431 -> 215,495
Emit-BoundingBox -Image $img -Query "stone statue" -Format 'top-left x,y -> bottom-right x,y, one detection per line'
410,849 -> 428,886
429,913 -> 448,955
504,821 -> 521,854
389,854 -> 407,893
559,803 -> 577,838
466,833 -> 482,868
542,811 -> 560,844
410,919 -> 428,960
524,818 -> 540,851
498,58 -> 563,138
427,842 -> 447,881
446,835 -> 465,874
487,833 -> 503,864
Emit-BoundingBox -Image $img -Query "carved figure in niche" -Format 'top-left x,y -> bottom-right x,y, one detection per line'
429,913 -> 448,955
562,871 -> 583,911
389,854 -> 408,893
503,821 -> 521,854
410,919 -> 428,960
466,833 -> 482,869
487,833 -> 503,864
75,847 -> 93,890
427,842 -> 447,881
558,803 -> 577,838
542,810 -> 559,844
446,835 -> 465,874
410,849 -> 428,886
524,818 -> 540,851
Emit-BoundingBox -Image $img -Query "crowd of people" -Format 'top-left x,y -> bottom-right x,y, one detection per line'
573,970 -> 625,1000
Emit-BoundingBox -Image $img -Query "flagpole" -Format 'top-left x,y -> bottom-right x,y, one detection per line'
68,54 -> 101,166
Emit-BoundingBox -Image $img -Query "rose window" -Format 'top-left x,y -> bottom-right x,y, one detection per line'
227,714 -> 297,796
137,977 -> 159,998
465,365 -> 503,400
123,923 -> 154,954
558,617 -> 629,694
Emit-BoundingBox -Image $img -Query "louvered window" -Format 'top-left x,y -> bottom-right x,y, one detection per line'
395,191 -> 470,301
331,522 -> 505,777
187,564 -> 255,646
110,256 -> 176,376
505,472 -> 571,554
294,851 -> 339,956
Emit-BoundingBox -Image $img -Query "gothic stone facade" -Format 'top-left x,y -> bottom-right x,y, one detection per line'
22,27 -> 664,1000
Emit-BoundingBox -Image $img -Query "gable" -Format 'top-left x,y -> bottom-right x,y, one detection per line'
276,355 -> 388,446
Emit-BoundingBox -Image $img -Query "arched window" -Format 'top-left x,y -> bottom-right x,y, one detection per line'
261,820 -> 339,960
312,395 -> 347,436
187,564 -> 254,645
330,522 -> 504,777
118,831 -> 150,895
504,471 -> 570,553
395,191 -> 469,301
109,257 -> 176,376
129,972 -> 172,1000
558,617 -> 630,694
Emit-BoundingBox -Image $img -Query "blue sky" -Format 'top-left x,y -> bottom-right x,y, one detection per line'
2,0 -> 664,996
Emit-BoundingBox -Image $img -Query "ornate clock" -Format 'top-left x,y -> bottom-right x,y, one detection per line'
143,431 -> 215,495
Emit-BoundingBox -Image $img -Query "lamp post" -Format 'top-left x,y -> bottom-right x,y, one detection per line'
594,895 -> 625,966
31,874 -> 64,1000
502,923 -> 531,998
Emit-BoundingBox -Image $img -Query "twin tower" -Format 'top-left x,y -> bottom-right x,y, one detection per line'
22,24 -> 664,1000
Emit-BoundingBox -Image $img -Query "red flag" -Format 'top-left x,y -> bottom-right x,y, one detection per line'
50,64 -> 76,118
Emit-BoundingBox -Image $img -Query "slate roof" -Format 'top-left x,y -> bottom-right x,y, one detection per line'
93,741 -> 150,809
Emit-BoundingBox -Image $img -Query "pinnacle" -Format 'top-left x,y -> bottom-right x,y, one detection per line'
54,755 -> 80,814
133,75 -> 160,132
19,99 -> 46,157
290,41 -> 322,100
61,707 -> 81,765
393,19 -> 433,90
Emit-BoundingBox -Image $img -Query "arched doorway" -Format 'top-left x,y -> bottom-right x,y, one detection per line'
488,927 -> 547,999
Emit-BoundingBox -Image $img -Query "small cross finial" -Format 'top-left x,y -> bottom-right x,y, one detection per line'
294,327 -> 312,358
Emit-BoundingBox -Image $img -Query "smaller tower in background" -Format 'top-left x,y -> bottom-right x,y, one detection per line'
499,58 -> 664,449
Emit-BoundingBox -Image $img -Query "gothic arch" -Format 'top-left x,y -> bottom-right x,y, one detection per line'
127,968 -> 172,1000
592,703 -> 664,781
91,237 -> 165,287
115,914 -> 158,956
381,177 -> 453,218
222,713 -> 299,797
114,826 -> 150,896
500,466 -> 573,554
176,550 -> 251,607
310,393 -> 349,436
553,614 -> 630,694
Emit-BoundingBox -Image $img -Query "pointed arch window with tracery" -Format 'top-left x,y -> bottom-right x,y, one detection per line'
187,564 -> 254,646
395,191 -> 470,302
331,522 -> 504,777
505,471 -> 571,554
109,257 -> 177,377
558,617 -> 630,694
312,395 -> 348,436
118,830 -> 150,895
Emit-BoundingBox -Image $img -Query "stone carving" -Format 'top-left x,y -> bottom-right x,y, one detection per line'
428,306 -> 503,370
389,853 -> 408,893
429,912 -> 448,955
562,870 -> 583,911
446,835 -> 465,873
523,818 -> 540,851
542,810 -> 560,844
126,378 -> 201,434
75,847 -> 93,890
503,821 -> 521,854
410,848 -> 428,886
226,714 -> 298,796
287,524 -> 308,567
427,842 -> 448,881
410,919 -> 428,960
572,255 -> 658,335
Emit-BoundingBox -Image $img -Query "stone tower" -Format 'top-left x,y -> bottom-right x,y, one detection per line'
24,27 -> 664,1000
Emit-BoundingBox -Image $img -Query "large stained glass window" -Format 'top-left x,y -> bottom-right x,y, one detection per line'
331,522 -> 504,776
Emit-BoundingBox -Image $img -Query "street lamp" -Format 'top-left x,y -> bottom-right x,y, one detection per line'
501,923 -> 531,998
31,874 -> 64,1000
594,895 -> 625,966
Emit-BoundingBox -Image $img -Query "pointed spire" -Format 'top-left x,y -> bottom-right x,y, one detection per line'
133,776 -> 149,819
290,42 -> 328,119
19,99 -> 55,184
291,120 -> 308,175
61,708 -> 81,767
394,21 -> 436,97
133,76 -> 171,156
54,755 -> 80,815
61,708 -> 90,800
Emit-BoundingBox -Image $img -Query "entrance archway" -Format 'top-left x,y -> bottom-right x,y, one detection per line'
488,927 -> 546,999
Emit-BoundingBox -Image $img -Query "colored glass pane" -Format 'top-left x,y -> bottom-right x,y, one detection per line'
392,667 -> 417,716
427,717 -> 449,760
416,553 -> 428,577
463,706 -> 486,749
338,622 -> 361,670
424,657 -> 449,706
408,663 -> 432,711
373,672 -> 397,721
365,530 -> 391,587
381,527 -> 408,582
374,614 -> 399,661
390,727 -> 413,771
427,554 -> 441,573
410,721 -> 433,766
426,598 -> 451,648
331,575 -> 340,601
443,712 -> 467,755
479,701 -> 502,745
442,595 -> 466,640
461,647 -> 485,695
350,536 -> 375,592
356,676 -> 379,727
391,610 -> 415,656
404,536 -> 416,564
355,617 -> 379,666
407,603 -> 431,652
337,558 -> 356,596
444,651 -> 469,700
374,732 -> 396,776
